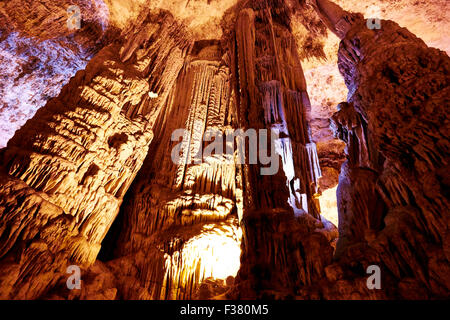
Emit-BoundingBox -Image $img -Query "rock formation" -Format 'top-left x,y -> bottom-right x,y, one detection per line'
0,9 -> 190,299
0,0 -> 448,301
318,0 -> 450,299
97,40 -> 242,300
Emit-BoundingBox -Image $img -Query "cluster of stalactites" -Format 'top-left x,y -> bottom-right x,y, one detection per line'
233,3 -> 322,217
330,102 -> 371,169
308,0 -> 363,39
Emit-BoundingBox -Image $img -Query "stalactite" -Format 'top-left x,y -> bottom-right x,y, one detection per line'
315,0 -> 450,299
0,9 -> 191,299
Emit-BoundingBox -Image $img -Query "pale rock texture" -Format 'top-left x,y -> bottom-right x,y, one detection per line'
0,0 -> 117,147
94,40 -> 242,300
0,9 -> 190,299
0,0 -> 448,301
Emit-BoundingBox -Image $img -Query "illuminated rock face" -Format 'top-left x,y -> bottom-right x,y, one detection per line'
0,1 -> 333,300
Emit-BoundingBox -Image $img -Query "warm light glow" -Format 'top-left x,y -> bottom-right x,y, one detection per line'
192,223 -> 242,280
319,186 -> 338,227
275,138 -> 323,216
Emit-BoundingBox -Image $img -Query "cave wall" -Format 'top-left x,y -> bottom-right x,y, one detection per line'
0,9 -> 191,299
0,0 -> 118,148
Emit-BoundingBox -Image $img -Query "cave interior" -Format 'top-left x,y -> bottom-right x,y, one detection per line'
0,0 -> 448,300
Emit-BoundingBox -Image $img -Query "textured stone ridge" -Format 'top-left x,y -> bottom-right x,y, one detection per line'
320,0 -> 450,299
229,1 -> 336,299
0,9 -> 191,299
85,40 -> 242,300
